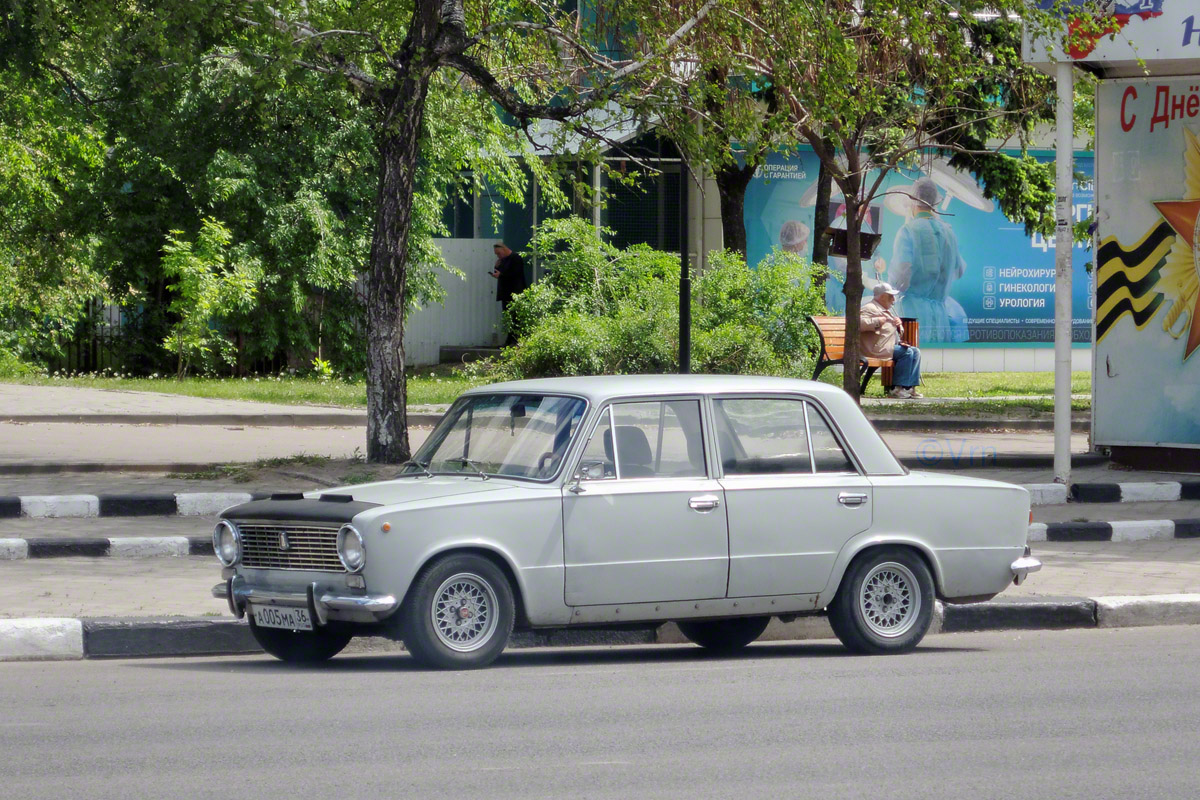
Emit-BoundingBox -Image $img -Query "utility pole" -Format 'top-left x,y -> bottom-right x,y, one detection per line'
1053,60 -> 1075,485
679,162 -> 691,374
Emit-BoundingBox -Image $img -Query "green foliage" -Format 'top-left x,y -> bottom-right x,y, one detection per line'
160,219 -> 261,376
490,220 -> 825,380
0,59 -> 107,362
693,249 -> 825,375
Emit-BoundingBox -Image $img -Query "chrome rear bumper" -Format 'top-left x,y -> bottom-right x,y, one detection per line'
1011,546 -> 1042,586
212,575 -> 398,625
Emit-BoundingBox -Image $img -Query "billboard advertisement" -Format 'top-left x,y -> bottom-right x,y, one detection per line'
1094,76 -> 1200,448
744,149 -> 1095,346
1024,2 -> 1200,72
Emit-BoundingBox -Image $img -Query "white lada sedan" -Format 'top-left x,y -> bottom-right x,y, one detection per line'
211,375 -> 1040,669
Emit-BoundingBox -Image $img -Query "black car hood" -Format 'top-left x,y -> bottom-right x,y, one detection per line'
220,494 -> 381,524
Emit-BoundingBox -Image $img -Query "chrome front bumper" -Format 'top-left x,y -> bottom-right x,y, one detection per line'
212,575 -> 398,625
1011,546 -> 1043,586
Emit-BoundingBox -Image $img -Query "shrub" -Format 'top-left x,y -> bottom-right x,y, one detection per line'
501,312 -> 612,377
490,219 -> 826,380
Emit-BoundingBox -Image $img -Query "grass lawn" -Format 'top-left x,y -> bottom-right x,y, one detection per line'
859,370 -> 1090,399
3,366 -> 1091,413
2,362 -> 479,407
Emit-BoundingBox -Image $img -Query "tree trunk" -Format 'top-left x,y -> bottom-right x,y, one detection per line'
840,186 -> 865,402
364,76 -> 432,463
713,162 -> 755,259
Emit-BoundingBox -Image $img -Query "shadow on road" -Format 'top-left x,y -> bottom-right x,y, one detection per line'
129,638 -> 980,674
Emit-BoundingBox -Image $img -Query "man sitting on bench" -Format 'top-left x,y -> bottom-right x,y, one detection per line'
859,283 -> 922,399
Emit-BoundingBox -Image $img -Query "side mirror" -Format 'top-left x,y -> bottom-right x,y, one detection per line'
569,460 -> 607,493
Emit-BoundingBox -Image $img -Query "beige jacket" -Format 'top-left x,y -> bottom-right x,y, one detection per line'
859,299 -> 902,360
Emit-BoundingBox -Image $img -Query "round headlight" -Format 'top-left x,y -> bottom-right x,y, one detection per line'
213,520 -> 241,566
337,524 -> 365,573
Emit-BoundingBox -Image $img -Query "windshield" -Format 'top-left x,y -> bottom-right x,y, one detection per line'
406,394 -> 587,481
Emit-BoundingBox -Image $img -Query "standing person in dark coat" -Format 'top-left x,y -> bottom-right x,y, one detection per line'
490,242 -> 527,345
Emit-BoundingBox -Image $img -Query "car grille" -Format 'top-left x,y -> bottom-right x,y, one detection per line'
237,521 -> 345,572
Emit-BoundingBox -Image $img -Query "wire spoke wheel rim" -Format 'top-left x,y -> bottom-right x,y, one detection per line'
857,562 -> 921,639
430,572 -> 500,652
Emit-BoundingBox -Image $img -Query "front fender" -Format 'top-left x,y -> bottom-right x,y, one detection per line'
357,490 -> 570,627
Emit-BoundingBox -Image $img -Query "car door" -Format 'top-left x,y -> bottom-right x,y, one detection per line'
714,396 -> 872,597
562,398 -> 729,606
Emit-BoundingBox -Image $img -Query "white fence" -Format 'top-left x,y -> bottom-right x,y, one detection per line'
404,238 -> 505,366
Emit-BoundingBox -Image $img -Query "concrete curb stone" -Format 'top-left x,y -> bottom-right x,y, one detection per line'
81,618 -> 260,659
0,492 -> 262,519
0,618 -> 84,661
1025,518 -> 1200,543
1027,480 -> 1200,506
0,535 -> 212,559
0,538 -> 28,559
1095,594 -> 1200,628
939,598 -> 1097,632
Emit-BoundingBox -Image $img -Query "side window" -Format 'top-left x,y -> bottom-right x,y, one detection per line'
607,400 -> 706,478
714,399 -> 811,475
578,409 -> 616,479
807,404 -> 856,473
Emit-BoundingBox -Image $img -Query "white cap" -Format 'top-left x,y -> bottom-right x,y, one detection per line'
873,282 -> 900,298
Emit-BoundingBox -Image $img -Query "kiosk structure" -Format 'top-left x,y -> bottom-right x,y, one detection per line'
1026,1 -> 1200,468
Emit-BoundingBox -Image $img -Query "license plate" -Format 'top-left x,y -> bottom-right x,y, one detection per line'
252,605 -> 313,631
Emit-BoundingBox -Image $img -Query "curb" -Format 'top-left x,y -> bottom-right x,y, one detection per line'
1027,518 -> 1200,542
1069,480 -> 1200,503
0,536 -> 213,559
1025,480 -> 1200,506
7,475 -> 1188,519
4,594 -> 1200,661
0,492 -> 264,519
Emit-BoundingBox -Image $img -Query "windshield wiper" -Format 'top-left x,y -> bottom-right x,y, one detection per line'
396,459 -> 433,478
446,457 -> 490,480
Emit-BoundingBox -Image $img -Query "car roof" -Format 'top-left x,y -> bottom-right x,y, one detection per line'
462,374 -> 845,405
460,374 -> 906,476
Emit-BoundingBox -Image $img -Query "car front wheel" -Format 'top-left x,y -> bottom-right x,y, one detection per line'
828,547 -> 934,655
248,618 -> 352,664
677,616 -> 771,653
400,554 -> 515,670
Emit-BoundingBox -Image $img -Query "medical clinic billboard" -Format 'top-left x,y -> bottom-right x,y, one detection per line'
744,149 -> 1094,346
1094,77 -> 1200,448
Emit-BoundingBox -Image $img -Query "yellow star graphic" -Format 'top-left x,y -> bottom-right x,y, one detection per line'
1154,198 -> 1200,359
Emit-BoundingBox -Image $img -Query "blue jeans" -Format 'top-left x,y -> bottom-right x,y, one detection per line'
892,344 -> 921,387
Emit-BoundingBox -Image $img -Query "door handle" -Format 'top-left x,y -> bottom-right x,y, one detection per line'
838,492 -> 868,507
689,494 -> 721,512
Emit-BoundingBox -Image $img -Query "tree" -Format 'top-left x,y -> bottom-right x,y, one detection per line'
0,33 -> 106,362
739,1 -> 1064,399
10,0 -> 717,459
640,6 -> 798,259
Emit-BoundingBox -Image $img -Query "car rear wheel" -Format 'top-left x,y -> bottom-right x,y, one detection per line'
828,547 -> 934,655
676,616 -> 771,653
400,553 -> 515,670
248,618 -> 352,664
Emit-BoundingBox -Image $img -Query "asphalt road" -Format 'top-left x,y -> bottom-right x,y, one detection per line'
3,628 -> 1198,799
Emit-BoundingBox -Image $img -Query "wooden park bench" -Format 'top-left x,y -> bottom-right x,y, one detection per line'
808,315 -> 919,394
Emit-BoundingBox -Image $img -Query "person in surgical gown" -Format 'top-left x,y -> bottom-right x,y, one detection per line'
890,178 -> 969,343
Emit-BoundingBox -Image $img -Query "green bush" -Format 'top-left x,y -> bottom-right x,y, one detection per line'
0,347 -> 37,378
489,219 -> 826,380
